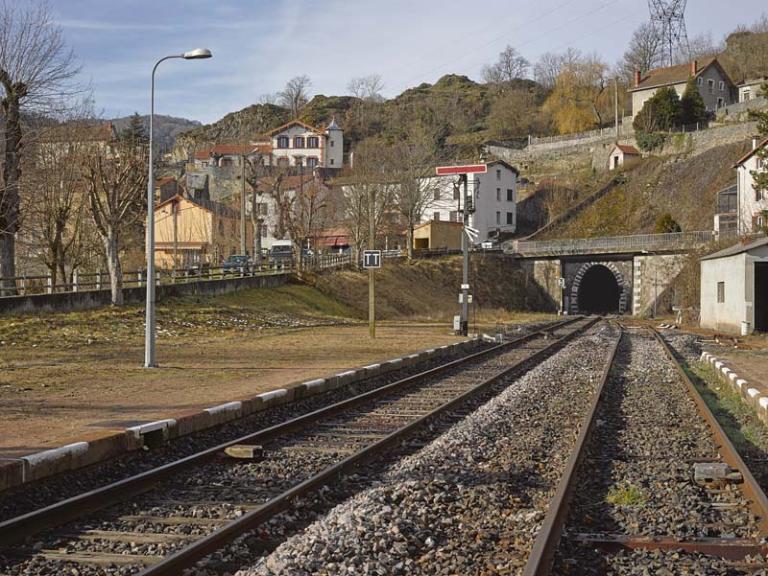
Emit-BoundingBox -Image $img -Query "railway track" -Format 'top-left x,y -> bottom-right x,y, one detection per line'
524,326 -> 768,576
0,316 -> 595,576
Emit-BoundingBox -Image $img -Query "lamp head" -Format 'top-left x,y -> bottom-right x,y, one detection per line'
183,48 -> 212,60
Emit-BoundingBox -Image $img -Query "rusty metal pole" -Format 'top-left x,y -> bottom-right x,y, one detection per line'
460,174 -> 469,337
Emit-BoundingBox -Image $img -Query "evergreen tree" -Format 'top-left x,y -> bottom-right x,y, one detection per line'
120,112 -> 148,149
633,86 -> 682,133
680,77 -> 707,126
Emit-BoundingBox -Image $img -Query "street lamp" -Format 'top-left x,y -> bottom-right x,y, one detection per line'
145,48 -> 212,368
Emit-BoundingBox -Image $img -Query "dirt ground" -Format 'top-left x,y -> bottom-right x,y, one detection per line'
0,321 -> 466,458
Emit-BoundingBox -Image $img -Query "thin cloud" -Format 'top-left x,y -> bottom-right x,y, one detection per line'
57,19 -> 174,32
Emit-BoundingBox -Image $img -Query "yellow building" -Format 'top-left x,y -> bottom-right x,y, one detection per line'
154,195 -> 252,269
413,220 -> 463,251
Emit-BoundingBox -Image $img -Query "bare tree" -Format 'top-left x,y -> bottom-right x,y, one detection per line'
534,48 -> 580,89
347,74 -> 385,102
0,0 -> 80,294
278,75 -> 312,118
482,45 -> 530,85
388,132 -> 441,259
620,23 -> 664,83
82,141 -> 147,305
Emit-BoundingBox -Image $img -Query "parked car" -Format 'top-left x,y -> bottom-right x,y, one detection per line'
270,241 -> 294,267
222,254 -> 251,274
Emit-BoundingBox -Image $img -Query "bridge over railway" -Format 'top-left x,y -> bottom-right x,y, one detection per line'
505,231 -> 727,316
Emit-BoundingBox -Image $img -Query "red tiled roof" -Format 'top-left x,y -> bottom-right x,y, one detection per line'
628,57 -> 721,92
733,137 -> 768,167
614,144 -> 640,155
263,119 -> 324,138
194,143 -> 272,160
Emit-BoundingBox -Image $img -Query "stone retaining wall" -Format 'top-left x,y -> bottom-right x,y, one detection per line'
0,273 -> 289,316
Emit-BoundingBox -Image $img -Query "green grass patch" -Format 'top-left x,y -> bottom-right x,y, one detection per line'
606,483 -> 646,507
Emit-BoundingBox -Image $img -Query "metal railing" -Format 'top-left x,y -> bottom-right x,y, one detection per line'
1,254 -> 352,298
511,230 -> 734,257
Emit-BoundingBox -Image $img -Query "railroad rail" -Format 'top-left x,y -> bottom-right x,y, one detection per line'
523,326 -> 768,576
0,316 -> 596,576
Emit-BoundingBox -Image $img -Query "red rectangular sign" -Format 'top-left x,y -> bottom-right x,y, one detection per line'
435,164 -> 488,176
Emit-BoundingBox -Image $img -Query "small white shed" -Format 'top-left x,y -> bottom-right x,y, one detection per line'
700,237 -> 768,334
608,144 -> 641,171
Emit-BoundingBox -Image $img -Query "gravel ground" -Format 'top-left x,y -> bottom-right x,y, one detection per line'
233,322 -> 619,576
553,329 -> 762,575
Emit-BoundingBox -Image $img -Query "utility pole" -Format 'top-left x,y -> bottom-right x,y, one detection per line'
172,198 -> 179,274
240,152 -> 247,255
614,77 -> 620,140
368,184 -> 376,339
460,174 -> 469,337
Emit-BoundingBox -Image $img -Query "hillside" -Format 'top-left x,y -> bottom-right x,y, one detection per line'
110,114 -> 200,154
310,255 -> 551,321
173,75 -> 542,161
536,140 -> 752,239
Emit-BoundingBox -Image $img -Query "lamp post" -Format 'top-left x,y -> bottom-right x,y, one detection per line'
145,48 -> 212,368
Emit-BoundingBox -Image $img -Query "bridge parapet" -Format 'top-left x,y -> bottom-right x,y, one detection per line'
508,230 -> 728,257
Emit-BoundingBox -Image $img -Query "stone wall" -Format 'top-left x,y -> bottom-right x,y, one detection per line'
0,273 -> 289,316
520,259 -> 561,312
632,254 -> 688,317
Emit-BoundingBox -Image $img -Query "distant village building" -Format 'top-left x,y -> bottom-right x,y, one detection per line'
423,160 -> 519,244
251,118 -> 344,170
153,194 -> 251,268
738,77 -> 767,102
735,137 -> 768,234
628,58 -> 736,119
700,237 -> 768,335
714,184 -> 738,235
608,143 -> 640,170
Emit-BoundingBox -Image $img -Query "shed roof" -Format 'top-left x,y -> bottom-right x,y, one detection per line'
612,143 -> 640,155
700,237 -> 768,261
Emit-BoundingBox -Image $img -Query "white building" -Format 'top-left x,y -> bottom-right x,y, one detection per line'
421,160 -> 519,244
700,237 -> 768,334
738,78 -> 767,102
254,118 -> 344,170
608,144 -> 640,171
735,137 -> 768,234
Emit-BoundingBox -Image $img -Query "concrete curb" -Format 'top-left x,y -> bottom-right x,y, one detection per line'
1,337 -> 483,492
699,351 -> 768,423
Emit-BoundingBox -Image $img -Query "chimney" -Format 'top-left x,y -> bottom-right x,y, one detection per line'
754,136 -> 760,150
690,59 -> 698,76
634,70 -> 641,87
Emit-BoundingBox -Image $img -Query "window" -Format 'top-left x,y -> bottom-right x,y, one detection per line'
757,157 -> 764,170
496,211 -> 501,224
449,211 -> 458,222
496,188 -> 501,201
757,186 -> 762,202
719,80 -> 725,91
433,212 -> 441,221
277,136 -> 289,149
256,203 -> 268,216
507,189 -> 514,202
717,97 -> 724,108
294,136 -> 305,148
330,140 -> 335,147
434,189 -> 441,200
306,156 -> 318,168
697,77 -> 703,86
717,281 -> 725,303
330,158 -> 335,165
506,212 -> 514,225
707,79 -> 714,94
453,186 -> 460,200
261,226 -> 268,238
496,169 -> 501,181
307,136 -> 319,148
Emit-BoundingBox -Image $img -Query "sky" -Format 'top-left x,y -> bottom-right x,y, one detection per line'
50,0 -> 767,124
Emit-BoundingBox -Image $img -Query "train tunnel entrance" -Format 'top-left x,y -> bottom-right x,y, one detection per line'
576,264 -> 621,314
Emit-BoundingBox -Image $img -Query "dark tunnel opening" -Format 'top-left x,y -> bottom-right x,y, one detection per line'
577,265 -> 621,314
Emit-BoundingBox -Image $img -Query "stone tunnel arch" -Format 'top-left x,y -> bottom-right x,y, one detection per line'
569,262 -> 629,315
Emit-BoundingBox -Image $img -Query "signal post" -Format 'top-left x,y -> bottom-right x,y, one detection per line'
435,163 -> 487,336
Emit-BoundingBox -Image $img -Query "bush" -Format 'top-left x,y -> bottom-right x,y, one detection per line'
633,86 -> 681,133
654,212 -> 682,233
635,130 -> 667,152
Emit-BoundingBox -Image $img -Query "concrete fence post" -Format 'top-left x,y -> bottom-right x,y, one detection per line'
96,270 -> 102,291
137,270 -> 143,288
46,275 -> 53,294
73,270 -> 79,293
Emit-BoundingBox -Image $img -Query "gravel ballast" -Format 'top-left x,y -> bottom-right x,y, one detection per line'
235,323 -> 620,575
